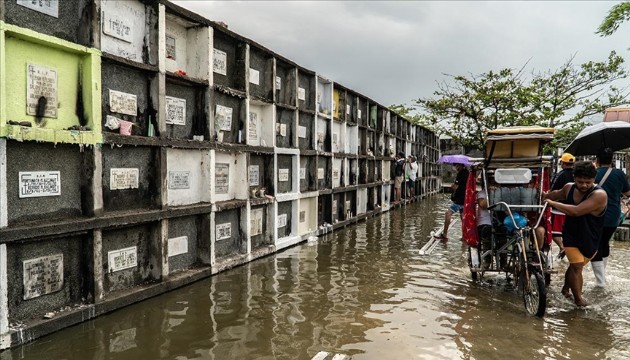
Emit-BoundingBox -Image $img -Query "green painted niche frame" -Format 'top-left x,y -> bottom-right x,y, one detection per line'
0,22 -> 102,145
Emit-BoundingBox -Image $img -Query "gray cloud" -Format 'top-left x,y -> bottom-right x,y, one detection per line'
173,1 -> 630,108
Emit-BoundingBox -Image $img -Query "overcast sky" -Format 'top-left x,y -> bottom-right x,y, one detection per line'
173,1 -> 629,112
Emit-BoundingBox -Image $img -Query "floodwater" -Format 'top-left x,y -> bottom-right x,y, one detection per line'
3,195 -> 630,360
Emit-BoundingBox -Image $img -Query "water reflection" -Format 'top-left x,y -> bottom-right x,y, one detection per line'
3,195 -> 630,359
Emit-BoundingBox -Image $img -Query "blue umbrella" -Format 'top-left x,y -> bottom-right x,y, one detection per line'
438,154 -> 473,166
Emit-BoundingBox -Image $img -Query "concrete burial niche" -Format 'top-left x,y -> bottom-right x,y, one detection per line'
357,188 -> 367,215
212,29 -> 246,92
4,0 -> 92,46
347,125 -> 358,155
346,92 -> 358,124
276,200 -> 295,239
165,82 -> 206,140
275,107 -> 295,148
332,121 -> 345,153
358,128 -> 367,155
341,158 -> 349,187
317,156 -> 331,190
275,58 -> 296,106
317,194 -> 332,227
250,204 -> 273,250
166,148 -> 211,206
213,151 -> 247,202
345,190 -> 356,219
101,60 -> 155,136
367,160 -> 376,183
164,12 -> 210,80
369,104 -> 378,129
316,116 -> 330,152
382,160 -> 392,182
248,153 -> 274,196
382,184 -> 391,210
100,0 -> 158,64
332,158 -> 343,188
213,207 -> 246,258
332,193 -> 344,222
102,145 -> 159,212
5,142 -> 82,226
248,101 -> 274,147
297,70 -> 315,111
276,154 -> 295,194
298,111 -> 314,150
384,110 -> 391,135
386,136 -> 396,157
368,186 -> 380,210
390,115 -> 397,135
358,159 -> 367,185
102,223 -> 160,293
2,26 -> 101,144
213,91 -> 245,144
367,130 -> 376,155
299,155 -> 317,192
5,234 -> 88,322
167,215 -> 201,273
377,132 -> 385,156
356,97 -> 367,127
248,45 -> 273,101
348,158 -> 358,186
316,77 -> 332,116
298,197 -> 317,236
332,87 -> 346,121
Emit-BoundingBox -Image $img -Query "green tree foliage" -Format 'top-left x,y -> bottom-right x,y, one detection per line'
597,2 -> 630,36
410,52 -> 628,151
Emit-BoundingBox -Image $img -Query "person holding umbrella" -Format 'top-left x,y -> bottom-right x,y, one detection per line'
436,162 -> 469,241
591,147 -> 630,287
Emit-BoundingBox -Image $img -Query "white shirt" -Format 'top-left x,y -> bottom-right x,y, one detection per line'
477,190 -> 492,226
407,162 -> 418,181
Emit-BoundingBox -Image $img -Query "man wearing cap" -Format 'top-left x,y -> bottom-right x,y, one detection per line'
550,153 -> 575,256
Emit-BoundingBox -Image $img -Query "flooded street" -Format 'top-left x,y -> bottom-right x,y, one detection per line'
4,195 -> 630,360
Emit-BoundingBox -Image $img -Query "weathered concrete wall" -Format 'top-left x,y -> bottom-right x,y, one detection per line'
277,201 -> 293,239
101,60 -> 152,136
298,197 -> 317,236
298,111 -> 314,150
5,142 -> 83,225
167,216 -> 200,273
167,149 -> 210,206
100,0 -> 153,64
317,156 -> 331,190
7,235 -> 87,321
213,91 -> 244,144
276,155 -> 294,194
214,208 -> 245,258
4,0 -> 92,46
102,145 -> 158,212
165,82 -> 199,139
248,103 -> 274,147
317,194 -> 332,226
102,223 -> 158,293
249,154 -> 274,196
213,151 -> 247,202
300,156 -> 316,192
297,71 -> 315,111
275,60 -> 295,106
249,46 -> 273,101
250,204 -> 272,249
276,108 -> 295,148
212,30 -> 245,91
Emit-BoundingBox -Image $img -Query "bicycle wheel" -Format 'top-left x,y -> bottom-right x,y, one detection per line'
521,267 -> 547,317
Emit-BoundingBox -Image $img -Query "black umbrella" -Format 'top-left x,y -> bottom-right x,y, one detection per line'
564,121 -> 630,156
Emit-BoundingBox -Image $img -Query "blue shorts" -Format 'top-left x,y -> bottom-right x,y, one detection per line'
449,203 -> 464,214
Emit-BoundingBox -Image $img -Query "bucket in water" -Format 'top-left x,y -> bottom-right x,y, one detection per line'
119,120 -> 132,136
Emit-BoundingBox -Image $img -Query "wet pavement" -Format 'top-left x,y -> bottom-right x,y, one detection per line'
3,195 -> 630,360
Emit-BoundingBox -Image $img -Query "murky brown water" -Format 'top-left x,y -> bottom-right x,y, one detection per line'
3,195 -> 630,360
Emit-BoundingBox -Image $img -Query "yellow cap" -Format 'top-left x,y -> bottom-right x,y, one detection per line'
560,153 -> 575,163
